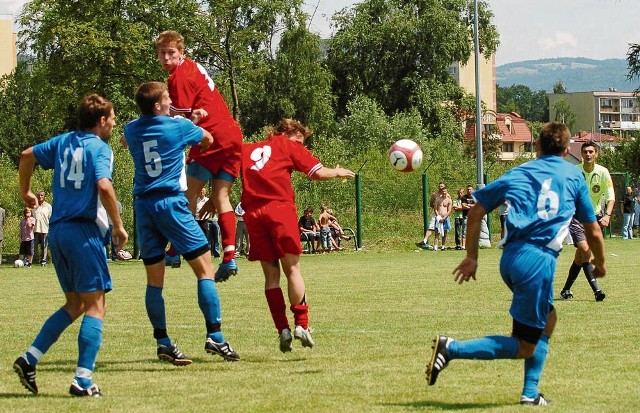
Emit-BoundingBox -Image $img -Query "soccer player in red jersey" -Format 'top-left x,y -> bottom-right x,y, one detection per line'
156,30 -> 242,282
241,119 -> 355,352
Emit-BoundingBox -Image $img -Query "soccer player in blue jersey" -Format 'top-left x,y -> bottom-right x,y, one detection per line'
425,122 -> 607,405
14,94 -> 128,397
124,81 -> 239,365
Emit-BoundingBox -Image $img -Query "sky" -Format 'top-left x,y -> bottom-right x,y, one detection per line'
2,0 -> 639,66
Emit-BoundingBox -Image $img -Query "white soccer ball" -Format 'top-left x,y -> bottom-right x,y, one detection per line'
117,250 -> 133,261
14,259 -> 24,268
388,139 -> 423,172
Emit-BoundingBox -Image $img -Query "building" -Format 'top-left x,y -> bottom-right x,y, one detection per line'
548,90 -> 640,138
566,130 -> 623,164
464,111 -> 535,161
449,52 -> 496,112
0,16 -> 17,77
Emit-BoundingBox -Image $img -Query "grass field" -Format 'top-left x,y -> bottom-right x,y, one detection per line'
0,239 -> 638,412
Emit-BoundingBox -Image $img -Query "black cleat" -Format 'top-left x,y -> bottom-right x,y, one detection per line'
426,335 -> 452,386
560,289 -> 574,300
157,343 -> 192,366
69,380 -> 102,397
13,356 -> 38,395
520,393 -> 550,405
595,290 -> 606,301
279,328 -> 293,353
205,338 -> 240,361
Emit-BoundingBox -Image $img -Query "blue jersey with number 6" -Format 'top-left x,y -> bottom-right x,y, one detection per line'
124,115 -> 203,196
32,131 -> 113,236
474,155 -> 595,252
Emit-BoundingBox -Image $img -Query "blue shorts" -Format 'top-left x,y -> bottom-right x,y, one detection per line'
187,162 -> 236,183
49,222 -> 112,293
135,192 -> 208,259
499,242 -> 556,329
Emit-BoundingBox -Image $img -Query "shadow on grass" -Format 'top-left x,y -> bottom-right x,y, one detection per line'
385,400 -> 510,409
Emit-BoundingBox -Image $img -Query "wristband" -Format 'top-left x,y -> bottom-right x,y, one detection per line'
604,212 -> 611,217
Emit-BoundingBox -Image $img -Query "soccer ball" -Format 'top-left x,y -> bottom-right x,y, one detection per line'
117,250 -> 133,261
388,139 -> 423,172
14,259 -> 24,268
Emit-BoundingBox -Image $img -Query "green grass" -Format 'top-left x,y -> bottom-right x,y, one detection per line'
0,239 -> 639,412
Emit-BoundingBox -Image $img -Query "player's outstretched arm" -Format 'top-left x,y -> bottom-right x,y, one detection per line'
18,147 -> 38,208
584,220 -> 606,278
311,164 -> 355,181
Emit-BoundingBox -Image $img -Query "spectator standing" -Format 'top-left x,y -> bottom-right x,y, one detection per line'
33,191 -> 52,266
241,119 -> 355,352
634,188 -> 640,237
452,189 -> 465,250
0,205 -> 4,264
13,94 -> 127,397
19,207 -> 36,266
195,187 -> 212,245
107,200 -> 123,261
234,202 -> 249,258
124,81 -> 239,365
499,201 -> 510,239
318,205 -> 333,253
621,186 -> 635,239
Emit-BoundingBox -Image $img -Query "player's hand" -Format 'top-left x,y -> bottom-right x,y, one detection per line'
591,259 -> 606,278
112,225 -> 129,252
452,257 -> 478,284
21,191 -> 38,209
119,135 -> 128,148
199,130 -> 214,151
190,108 -> 208,125
334,165 -> 355,178
200,199 -> 216,218
598,214 -> 610,227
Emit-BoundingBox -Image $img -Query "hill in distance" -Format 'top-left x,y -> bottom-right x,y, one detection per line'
496,57 -> 636,93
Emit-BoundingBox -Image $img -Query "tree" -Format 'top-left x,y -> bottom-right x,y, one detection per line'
553,80 -> 566,94
552,98 -> 576,130
626,42 -> 640,94
496,84 -> 548,122
327,0 -> 499,137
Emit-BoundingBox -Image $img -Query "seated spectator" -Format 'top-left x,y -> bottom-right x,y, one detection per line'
298,208 -> 320,252
327,208 -> 351,242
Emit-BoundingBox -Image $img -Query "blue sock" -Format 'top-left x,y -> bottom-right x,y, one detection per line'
522,334 -> 550,399
146,285 -> 171,346
197,279 -> 224,343
27,308 -> 73,365
76,315 -> 102,386
448,335 -> 519,360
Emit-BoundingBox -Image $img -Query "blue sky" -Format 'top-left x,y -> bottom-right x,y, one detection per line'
2,0 -> 639,66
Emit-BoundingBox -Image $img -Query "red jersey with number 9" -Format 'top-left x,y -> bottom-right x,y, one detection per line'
241,134 -> 322,211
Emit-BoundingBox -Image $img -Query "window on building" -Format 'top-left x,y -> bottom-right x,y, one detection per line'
601,98 -> 613,107
622,99 -> 634,109
502,143 -> 514,152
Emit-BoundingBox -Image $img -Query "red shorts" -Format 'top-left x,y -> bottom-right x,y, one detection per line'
187,92 -> 243,178
244,202 -> 302,262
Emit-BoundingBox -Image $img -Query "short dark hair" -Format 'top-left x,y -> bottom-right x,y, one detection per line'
78,94 -> 113,129
537,122 -> 569,155
581,140 -> 600,154
135,81 -> 167,116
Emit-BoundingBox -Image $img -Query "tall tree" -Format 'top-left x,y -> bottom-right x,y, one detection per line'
496,84 -> 548,122
327,0 -> 499,139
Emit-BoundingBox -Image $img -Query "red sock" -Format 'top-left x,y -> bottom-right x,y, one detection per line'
166,244 -> 176,257
218,211 -> 236,262
265,288 -> 289,334
290,303 -> 309,330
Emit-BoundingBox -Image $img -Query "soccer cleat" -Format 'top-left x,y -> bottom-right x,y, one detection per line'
214,259 -> 238,283
595,290 -> 606,301
440,246 -> 446,251
205,338 -> 240,361
69,379 -> 102,397
416,242 -> 434,250
294,325 -> 315,348
520,393 -> 550,405
157,343 -> 192,366
279,328 -> 293,353
13,356 -> 38,395
560,289 -> 574,300
426,335 -> 452,386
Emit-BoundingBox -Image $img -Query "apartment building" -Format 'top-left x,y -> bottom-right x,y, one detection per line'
548,90 -> 640,137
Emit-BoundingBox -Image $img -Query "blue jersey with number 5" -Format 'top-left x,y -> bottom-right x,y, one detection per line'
124,115 -> 203,196
32,131 -> 113,234
474,155 -> 595,252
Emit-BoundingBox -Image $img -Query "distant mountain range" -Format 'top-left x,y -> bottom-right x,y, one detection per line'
496,57 -> 637,93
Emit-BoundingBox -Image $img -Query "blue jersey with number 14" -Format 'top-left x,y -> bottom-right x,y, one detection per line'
32,131 -> 113,236
474,155 -> 595,252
